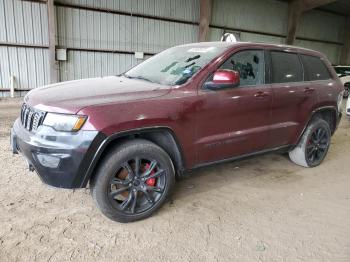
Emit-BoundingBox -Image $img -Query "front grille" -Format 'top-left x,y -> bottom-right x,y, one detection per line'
20,104 -> 45,132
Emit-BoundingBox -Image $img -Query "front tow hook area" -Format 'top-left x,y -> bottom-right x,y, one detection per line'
25,159 -> 35,172
10,128 -> 35,172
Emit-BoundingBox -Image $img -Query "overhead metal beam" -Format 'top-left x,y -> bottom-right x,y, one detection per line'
302,0 -> 338,11
286,0 -> 337,45
198,0 -> 212,42
47,0 -> 58,83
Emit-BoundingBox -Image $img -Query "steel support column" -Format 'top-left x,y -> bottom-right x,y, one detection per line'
47,0 -> 58,83
198,0 -> 212,42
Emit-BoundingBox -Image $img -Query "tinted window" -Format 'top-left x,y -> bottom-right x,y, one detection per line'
301,55 -> 332,81
219,50 -> 265,86
270,51 -> 303,83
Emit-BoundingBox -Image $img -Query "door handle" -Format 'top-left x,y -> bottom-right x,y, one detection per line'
254,91 -> 269,98
304,87 -> 315,93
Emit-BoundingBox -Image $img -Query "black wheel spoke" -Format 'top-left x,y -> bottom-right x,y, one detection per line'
316,128 -> 322,140
147,186 -> 164,194
134,157 -> 140,177
307,147 -> 316,158
111,178 -> 130,186
109,186 -> 131,197
318,143 -> 328,150
142,169 -> 166,180
315,149 -> 320,160
130,190 -> 138,214
122,162 -> 135,179
142,189 -> 154,203
309,151 -> 315,162
319,129 -> 326,141
142,160 -> 157,177
307,143 -> 315,150
121,192 -> 133,210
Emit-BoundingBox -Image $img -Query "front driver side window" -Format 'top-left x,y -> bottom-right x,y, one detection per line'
219,50 -> 265,86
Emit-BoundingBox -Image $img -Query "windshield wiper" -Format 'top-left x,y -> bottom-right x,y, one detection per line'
122,74 -> 155,83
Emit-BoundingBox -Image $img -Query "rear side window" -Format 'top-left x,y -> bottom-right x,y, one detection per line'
270,51 -> 303,83
301,55 -> 332,81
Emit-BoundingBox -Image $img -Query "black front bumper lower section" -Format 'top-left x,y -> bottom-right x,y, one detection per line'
11,118 -> 106,189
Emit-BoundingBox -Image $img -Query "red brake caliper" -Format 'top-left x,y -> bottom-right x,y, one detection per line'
144,163 -> 156,186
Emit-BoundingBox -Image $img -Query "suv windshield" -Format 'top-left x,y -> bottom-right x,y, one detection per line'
124,45 -> 227,86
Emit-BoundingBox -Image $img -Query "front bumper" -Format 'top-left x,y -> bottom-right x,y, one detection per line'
11,118 -> 105,188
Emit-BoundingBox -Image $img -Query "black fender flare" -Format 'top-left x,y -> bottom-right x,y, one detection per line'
79,126 -> 186,187
294,106 -> 339,147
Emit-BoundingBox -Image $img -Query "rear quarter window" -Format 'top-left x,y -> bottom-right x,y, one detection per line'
270,51 -> 303,83
301,55 -> 332,81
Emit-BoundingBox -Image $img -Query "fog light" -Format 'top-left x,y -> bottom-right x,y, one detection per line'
36,154 -> 66,168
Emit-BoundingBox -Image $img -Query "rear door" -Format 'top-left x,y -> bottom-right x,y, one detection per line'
268,50 -> 316,147
300,54 -> 334,108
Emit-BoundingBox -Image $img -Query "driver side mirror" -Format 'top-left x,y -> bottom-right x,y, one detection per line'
204,69 -> 240,90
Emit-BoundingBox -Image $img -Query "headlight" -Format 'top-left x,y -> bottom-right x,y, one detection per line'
43,113 -> 87,132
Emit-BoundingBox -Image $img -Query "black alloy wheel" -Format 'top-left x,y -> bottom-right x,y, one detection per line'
306,126 -> 330,166
108,158 -> 166,215
91,139 -> 175,223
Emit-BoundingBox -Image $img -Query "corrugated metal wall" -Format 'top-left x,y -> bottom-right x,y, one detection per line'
209,0 -> 346,64
56,0 -> 199,22
0,0 -> 199,95
56,0 -> 199,81
0,0 -> 49,97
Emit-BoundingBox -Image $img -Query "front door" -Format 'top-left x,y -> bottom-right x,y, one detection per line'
195,49 -> 272,165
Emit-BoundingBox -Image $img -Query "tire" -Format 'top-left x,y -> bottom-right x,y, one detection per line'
289,118 -> 331,168
344,83 -> 350,98
90,139 -> 175,223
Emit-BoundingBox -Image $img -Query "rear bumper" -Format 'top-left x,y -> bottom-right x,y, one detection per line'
11,118 -> 106,188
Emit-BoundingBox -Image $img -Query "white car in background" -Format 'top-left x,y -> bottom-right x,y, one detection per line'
334,65 -> 350,98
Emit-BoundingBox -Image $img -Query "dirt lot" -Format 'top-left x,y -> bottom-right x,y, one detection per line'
0,98 -> 349,262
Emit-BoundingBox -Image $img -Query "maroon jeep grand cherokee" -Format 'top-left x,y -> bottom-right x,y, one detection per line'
11,42 -> 344,222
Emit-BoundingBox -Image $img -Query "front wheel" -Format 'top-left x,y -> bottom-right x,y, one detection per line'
90,139 -> 175,223
289,118 -> 331,167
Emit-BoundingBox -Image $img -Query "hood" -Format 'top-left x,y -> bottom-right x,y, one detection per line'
25,76 -> 171,114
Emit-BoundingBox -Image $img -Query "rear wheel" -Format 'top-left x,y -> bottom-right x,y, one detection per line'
289,118 -> 331,167
90,139 -> 175,223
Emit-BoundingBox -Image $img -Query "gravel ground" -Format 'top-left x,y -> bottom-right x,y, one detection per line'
0,98 -> 349,262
